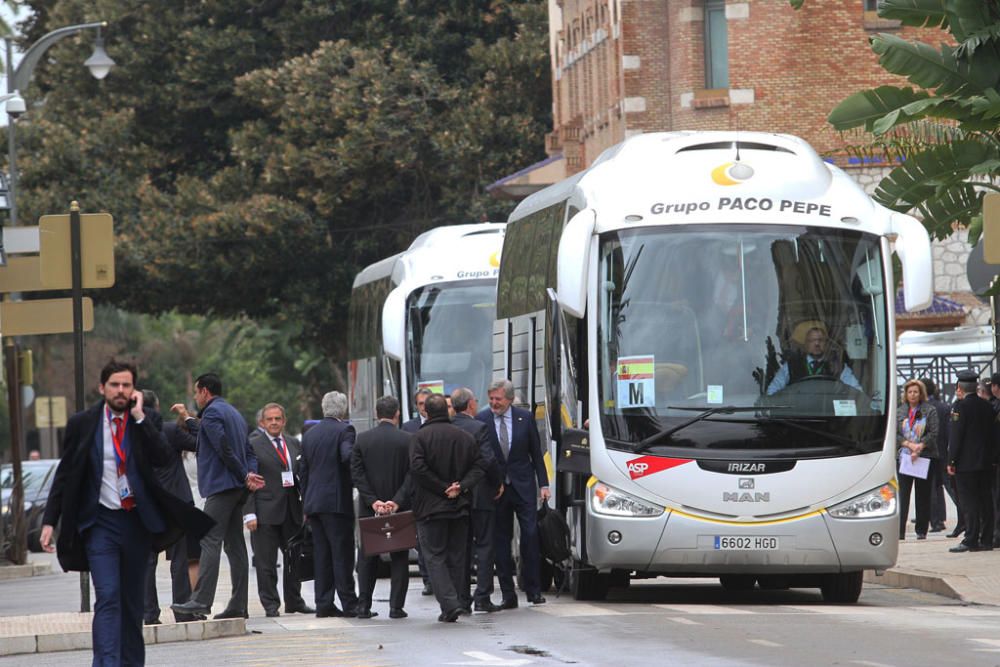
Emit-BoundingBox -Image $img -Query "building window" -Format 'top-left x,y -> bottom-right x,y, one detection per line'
704,0 -> 729,89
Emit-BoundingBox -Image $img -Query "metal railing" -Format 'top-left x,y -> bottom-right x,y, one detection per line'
895,352 -> 1000,403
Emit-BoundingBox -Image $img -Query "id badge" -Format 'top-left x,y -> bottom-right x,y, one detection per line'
281,470 -> 295,488
117,475 -> 133,500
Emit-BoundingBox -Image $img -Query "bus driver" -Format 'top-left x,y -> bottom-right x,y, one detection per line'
766,324 -> 862,395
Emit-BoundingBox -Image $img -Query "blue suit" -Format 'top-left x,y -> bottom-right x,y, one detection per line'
477,406 -> 548,600
44,402 -> 212,666
300,417 -> 359,613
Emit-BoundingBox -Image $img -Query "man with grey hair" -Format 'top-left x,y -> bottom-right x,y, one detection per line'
477,379 -> 549,607
300,391 -> 360,616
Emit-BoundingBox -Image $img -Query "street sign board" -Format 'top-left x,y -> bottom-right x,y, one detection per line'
35,395 -> 67,429
0,297 -> 94,335
38,213 -> 115,288
2,227 -> 40,254
0,256 -> 49,292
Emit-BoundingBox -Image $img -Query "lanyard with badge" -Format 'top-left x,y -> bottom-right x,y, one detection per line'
107,407 -> 135,506
273,437 -> 295,487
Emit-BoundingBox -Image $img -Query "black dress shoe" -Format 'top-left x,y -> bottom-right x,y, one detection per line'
214,609 -> 249,620
916,534 -> 927,540
975,545 -> 994,551
356,609 -> 379,619
500,598 -> 518,610
930,523 -> 946,533
285,604 -> 315,614
947,528 -> 965,538
171,600 -> 210,616
389,608 -> 408,619
144,617 -> 161,626
438,608 -> 461,623
341,606 -> 359,618
422,583 -> 434,596
474,600 -> 503,613
949,543 -> 975,553
458,606 -> 472,616
316,607 -> 344,618
172,612 -> 203,623
527,594 -> 546,605
265,609 -> 280,618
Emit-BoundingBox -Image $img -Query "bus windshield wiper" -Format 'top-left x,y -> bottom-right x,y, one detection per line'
633,405 -> 771,453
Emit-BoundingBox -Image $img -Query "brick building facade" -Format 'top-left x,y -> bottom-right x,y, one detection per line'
490,0 -> 986,332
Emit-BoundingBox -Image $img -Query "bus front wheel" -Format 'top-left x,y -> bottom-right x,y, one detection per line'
820,571 -> 863,603
570,561 -> 609,601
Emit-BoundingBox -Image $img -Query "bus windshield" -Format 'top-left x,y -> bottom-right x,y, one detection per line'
407,280 -> 495,411
598,224 -> 889,457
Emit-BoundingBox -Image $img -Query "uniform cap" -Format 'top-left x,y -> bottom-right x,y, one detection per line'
991,373 -> 1000,386
956,370 -> 979,383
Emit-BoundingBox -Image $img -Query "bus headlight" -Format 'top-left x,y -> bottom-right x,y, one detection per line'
591,481 -> 663,517
827,484 -> 896,519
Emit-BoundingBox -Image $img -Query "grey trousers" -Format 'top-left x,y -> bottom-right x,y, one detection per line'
191,487 -> 249,613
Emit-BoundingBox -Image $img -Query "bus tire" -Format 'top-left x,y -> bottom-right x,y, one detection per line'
820,571 -> 863,603
719,575 -> 756,591
570,561 -> 609,601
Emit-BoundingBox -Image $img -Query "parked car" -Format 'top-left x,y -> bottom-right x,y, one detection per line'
1,459 -> 60,552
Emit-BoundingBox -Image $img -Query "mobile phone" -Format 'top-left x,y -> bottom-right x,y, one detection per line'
129,396 -> 138,407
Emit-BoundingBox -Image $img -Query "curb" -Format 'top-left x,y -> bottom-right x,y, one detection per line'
0,562 -> 53,581
0,617 -> 246,657
865,568 -> 962,601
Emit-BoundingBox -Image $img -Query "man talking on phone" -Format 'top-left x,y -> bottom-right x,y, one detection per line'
40,359 -> 212,666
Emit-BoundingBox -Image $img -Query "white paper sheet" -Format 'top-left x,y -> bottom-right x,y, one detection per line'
899,452 -> 930,480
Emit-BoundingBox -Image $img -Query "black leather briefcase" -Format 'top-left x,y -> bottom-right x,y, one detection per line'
287,525 -> 315,582
358,511 -> 418,557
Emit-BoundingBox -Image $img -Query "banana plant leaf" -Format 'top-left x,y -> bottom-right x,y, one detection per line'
872,33 -> 999,96
872,140 -> 997,211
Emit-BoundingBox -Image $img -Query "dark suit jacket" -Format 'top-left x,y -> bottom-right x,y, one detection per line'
300,417 -> 356,516
350,422 -> 413,518
156,421 -> 196,504
410,416 -> 486,521
949,393 -> 996,472
453,413 -> 502,510
476,406 -> 548,505
244,430 -> 303,527
401,417 -> 423,434
42,402 -> 213,572
192,396 -> 258,498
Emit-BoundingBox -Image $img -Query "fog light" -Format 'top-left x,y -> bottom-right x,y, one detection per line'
608,530 -> 622,544
869,532 -> 883,546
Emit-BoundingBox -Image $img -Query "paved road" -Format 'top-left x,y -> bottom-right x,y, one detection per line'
5,573 -> 997,666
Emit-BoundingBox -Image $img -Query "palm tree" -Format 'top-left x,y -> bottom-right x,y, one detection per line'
819,0 -> 1000,243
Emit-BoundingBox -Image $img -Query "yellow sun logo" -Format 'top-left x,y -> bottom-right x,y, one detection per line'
489,251 -> 500,267
711,161 -> 754,186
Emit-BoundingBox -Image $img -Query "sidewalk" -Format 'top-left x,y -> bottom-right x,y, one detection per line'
0,551 -> 249,658
865,526 -> 1000,605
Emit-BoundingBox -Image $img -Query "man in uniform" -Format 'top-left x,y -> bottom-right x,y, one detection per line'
766,324 -> 862,395
947,370 -> 996,552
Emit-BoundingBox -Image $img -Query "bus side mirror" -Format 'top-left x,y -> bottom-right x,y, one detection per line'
557,209 -> 596,318
890,212 -> 933,312
382,286 -> 408,361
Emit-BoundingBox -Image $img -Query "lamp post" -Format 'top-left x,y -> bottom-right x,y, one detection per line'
1,22 -> 114,611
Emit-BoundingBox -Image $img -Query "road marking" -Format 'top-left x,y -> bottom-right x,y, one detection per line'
971,639 -> 1000,648
654,604 -> 753,615
532,603 -> 623,617
667,616 -> 701,625
850,661 -> 896,667
445,651 -> 532,666
781,605 -> 883,615
748,639 -> 783,647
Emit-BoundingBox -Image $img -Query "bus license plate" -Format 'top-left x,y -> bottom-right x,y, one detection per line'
714,536 -> 779,550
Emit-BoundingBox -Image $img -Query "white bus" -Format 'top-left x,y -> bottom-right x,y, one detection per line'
348,223 -> 505,432
494,131 -> 933,603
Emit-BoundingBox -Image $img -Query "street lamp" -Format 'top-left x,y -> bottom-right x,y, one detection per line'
4,21 -> 116,228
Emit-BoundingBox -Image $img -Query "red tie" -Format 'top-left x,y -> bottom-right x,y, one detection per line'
112,416 -> 135,511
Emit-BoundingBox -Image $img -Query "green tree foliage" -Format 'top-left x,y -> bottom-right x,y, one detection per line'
14,0 -> 550,367
797,0 -> 1000,243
